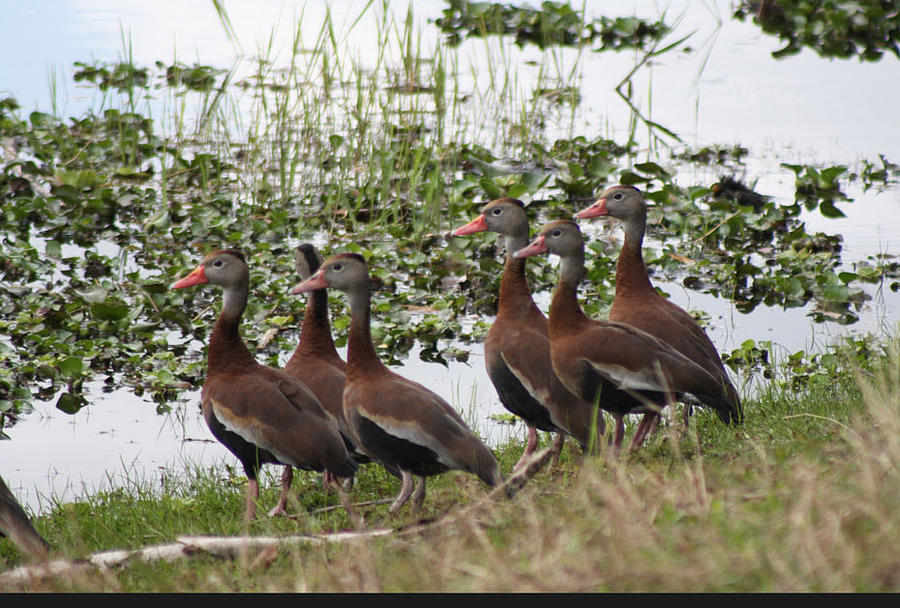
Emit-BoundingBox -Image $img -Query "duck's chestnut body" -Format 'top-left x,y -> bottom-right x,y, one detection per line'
171,250 -> 357,521
452,199 -> 603,467
576,185 -> 742,433
291,253 -> 502,512
283,245 -> 358,450
514,221 -> 739,450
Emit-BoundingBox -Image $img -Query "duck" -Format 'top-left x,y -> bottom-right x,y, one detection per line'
291,253 -> 503,513
513,221 -> 742,451
284,244 -> 347,424
282,244 -> 360,491
575,185 -> 742,441
452,198 -> 603,468
171,249 -> 358,522
1,474 -> 50,560
283,244 -> 396,492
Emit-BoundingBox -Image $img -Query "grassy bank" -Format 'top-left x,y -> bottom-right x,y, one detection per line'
3,338 -> 899,592
3,1 -> 900,592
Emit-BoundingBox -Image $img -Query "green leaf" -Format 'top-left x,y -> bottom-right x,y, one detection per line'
820,165 -> 846,184
77,286 -> 109,304
506,183 -> 528,199
634,161 -> 669,177
53,184 -> 82,204
618,171 -> 644,186
818,201 -> 846,218
479,177 -> 502,199
45,240 -> 63,259
58,356 -> 83,379
519,171 -> 550,191
56,391 -> 87,415
91,299 -> 130,321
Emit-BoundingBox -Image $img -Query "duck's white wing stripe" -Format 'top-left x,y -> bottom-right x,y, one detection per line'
584,358 -> 674,394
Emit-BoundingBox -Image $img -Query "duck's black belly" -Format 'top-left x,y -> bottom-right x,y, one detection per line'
355,415 -> 449,478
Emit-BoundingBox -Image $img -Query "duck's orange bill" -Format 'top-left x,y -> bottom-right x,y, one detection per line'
171,265 -> 208,289
451,214 -> 488,236
290,269 -> 328,294
574,197 -> 609,219
512,235 -> 547,259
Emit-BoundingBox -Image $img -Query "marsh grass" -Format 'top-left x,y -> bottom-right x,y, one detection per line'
4,1 -> 891,417
4,340 -> 900,592
3,2 -> 900,591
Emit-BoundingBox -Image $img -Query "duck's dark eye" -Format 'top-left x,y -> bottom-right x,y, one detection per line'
491,207 -> 503,215
613,192 -> 624,200
213,259 -> 224,268
332,264 -> 343,272
551,230 -> 562,238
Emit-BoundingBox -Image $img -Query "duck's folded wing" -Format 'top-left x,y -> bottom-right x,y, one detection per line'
345,376 -> 478,468
492,322 -> 596,434
204,372 -> 347,469
570,321 -> 720,395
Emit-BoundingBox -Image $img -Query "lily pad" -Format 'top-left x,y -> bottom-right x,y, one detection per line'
90,299 -> 130,321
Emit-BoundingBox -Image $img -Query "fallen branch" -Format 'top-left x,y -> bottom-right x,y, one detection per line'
0,528 -> 393,587
1,444 -> 559,587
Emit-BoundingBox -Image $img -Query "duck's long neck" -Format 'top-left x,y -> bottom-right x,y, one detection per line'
615,214 -> 653,294
208,285 -> 257,371
498,232 -> 542,319
549,251 -> 590,335
345,286 -> 384,374
296,288 -> 339,358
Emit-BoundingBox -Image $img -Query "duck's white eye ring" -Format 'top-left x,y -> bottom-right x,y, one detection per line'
491,207 -> 502,215
332,264 -> 343,272
551,230 -> 562,237
613,191 -> 624,200
213,259 -> 224,267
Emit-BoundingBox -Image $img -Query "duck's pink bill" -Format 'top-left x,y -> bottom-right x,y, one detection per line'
171,265 -> 208,289
291,270 -> 329,294
574,197 -> 608,219
512,236 -> 548,259
451,214 -> 488,236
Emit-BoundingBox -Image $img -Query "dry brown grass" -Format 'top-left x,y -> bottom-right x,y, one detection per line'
4,346 -> 900,592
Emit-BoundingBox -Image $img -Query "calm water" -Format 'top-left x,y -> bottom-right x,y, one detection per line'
1,0 -> 899,513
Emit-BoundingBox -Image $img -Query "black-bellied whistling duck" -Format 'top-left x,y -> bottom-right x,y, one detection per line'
575,185 -> 743,439
452,198 -> 603,468
291,253 -> 503,513
283,244 -> 355,494
284,244 -> 347,425
513,221 -> 741,451
283,244 -> 392,493
1,474 -> 50,560
171,250 -> 358,522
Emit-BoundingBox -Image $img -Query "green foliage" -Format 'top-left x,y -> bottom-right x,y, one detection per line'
434,0 -> 670,50
0,3 -> 895,433
723,334 -> 892,395
781,162 -> 851,217
673,144 -> 750,167
73,61 -> 150,92
850,154 -> 900,192
734,0 -> 900,61
73,59 -> 226,93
